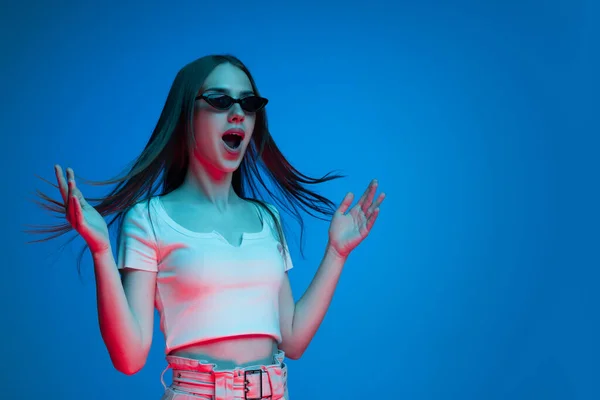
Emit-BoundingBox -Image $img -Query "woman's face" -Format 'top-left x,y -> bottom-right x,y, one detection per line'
192,63 -> 257,174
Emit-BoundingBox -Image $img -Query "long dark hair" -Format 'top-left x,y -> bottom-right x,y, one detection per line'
28,54 -> 344,274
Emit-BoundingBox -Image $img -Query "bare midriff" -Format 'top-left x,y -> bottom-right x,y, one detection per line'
168,334 -> 279,369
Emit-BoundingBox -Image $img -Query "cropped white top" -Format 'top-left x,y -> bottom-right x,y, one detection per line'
116,196 -> 293,354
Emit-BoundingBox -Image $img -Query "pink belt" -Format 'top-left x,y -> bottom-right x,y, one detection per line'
161,354 -> 288,400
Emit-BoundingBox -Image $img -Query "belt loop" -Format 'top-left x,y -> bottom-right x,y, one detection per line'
213,371 -> 234,400
265,365 -> 285,399
160,364 -> 171,390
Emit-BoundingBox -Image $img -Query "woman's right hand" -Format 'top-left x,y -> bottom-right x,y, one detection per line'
55,165 -> 110,254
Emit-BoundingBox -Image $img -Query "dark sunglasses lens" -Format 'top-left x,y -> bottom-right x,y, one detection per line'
241,96 -> 267,112
205,95 -> 234,110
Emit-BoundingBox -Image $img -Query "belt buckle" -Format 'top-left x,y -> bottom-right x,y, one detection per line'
244,369 -> 263,400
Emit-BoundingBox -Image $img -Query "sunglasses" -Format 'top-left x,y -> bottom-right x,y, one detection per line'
196,93 -> 269,113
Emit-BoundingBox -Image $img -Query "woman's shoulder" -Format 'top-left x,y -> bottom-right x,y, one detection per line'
250,200 -> 283,227
250,199 -> 278,213
123,196 -> 160,221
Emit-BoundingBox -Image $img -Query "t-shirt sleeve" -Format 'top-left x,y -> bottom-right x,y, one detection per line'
117,201 -> 159,272
265,203 -> 294,273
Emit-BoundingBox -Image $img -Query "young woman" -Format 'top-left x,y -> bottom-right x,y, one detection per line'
32,54 -> 385,400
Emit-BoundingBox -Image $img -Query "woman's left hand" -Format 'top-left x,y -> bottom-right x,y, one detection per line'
328,179 -> 385,258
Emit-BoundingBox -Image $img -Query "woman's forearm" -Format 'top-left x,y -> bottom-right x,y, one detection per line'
291,241 -> 348,356
92,247 -> 144,374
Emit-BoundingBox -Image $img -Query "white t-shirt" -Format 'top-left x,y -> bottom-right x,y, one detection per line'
117,196 -> 293,354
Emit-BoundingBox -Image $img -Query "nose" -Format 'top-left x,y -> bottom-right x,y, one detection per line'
228,103 -> 245,123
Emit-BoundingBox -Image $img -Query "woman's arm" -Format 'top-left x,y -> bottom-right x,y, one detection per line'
93,247 -> 156,375
278,181 -> 384,358
278,242 -> 346,359
52,166 -> 157,375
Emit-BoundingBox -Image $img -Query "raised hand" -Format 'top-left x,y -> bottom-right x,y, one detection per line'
55,165 -> 110,254
328,179 -> 385,258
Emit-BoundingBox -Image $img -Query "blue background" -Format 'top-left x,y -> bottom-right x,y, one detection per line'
3,0 -> 598,399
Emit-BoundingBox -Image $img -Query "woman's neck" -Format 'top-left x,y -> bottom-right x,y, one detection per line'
177,157 -> 240,211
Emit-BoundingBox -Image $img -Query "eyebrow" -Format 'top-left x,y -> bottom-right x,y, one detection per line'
203,87 -> 255,96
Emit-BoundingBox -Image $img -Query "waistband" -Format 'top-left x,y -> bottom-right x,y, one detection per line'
161,350 -> 287,400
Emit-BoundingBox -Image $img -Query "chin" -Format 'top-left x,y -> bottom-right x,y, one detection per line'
219,164 -> 242,174
218,158 -> 245,173
191,147 -> 246,174
219,147 -> 249,172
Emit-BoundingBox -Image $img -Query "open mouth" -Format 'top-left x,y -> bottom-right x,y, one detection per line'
222,132 -> 243,150
222,134 -> 242,149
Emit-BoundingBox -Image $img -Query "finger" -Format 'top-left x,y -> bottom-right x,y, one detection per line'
69,195 -> 83,231
68,174 -> 88,207
337,192 -> 354,215
365,207 -> 380,232
363,180 -> 379,210
66,168 -> 85,203
356,179 -> 378,210
66,190 -> 78,227
67,168 -> 76,200
66,168 -> 89,212
356,180 -> 375,205
71,195 -> 85,229
368,192 -> 386,214
54,165 -> 68,204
